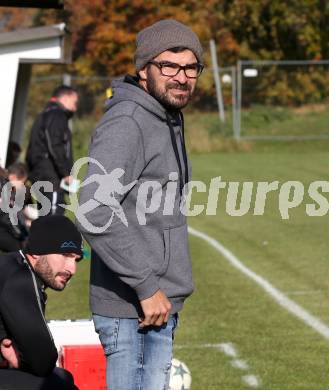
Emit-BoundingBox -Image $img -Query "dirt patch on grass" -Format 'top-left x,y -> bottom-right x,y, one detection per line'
293,103 -> 329,114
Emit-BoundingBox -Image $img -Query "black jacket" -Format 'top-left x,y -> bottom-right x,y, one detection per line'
26,102 -> 74,189
0,251 -> 58,376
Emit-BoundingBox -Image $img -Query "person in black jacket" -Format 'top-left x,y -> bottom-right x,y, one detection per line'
26,85 -> 78,216
0,215 -> 83,389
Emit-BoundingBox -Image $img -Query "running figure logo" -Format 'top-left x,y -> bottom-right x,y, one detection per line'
82,168 -> 136,226
62,158 -> 137,233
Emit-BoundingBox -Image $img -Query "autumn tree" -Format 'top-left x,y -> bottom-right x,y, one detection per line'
2,0 -> 329,107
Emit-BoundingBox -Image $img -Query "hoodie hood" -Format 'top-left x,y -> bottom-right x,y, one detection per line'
105,75 -> 168,121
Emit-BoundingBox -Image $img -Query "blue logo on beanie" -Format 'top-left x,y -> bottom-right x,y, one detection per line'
61,241 -> 78,249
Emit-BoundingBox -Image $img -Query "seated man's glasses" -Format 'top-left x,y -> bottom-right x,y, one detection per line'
148,60 -> 204,79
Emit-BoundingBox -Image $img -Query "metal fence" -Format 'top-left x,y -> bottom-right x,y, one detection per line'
235,60 -> 329,140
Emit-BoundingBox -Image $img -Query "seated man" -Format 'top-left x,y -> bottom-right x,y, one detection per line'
0,215 -> 83,389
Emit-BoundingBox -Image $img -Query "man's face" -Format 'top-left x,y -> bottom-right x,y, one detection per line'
59,92 -> 79,113
34,253 -> 80,291
140,49 -> 199,110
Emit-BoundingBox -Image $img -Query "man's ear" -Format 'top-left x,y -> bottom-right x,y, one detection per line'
138,66 -> 147,80
26,254 -> 40,267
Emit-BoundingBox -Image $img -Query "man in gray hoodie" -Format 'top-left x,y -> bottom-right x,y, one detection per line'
78,19 -> 203,390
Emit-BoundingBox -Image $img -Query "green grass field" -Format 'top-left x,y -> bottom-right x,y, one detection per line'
175,151 -> 329,389
46,137 -> 329,389
240,104 -> 329,138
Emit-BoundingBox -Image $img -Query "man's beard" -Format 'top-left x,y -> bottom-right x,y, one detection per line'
146,71 -> 194,110
34,256 -> 71,291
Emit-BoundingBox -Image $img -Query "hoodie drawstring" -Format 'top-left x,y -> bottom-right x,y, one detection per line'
179,113 -> 189,191
166,112 -> 189,196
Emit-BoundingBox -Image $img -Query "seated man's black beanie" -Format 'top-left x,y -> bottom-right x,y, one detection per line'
25,215 -> 83,259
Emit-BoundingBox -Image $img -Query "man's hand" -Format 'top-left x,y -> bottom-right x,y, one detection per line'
64,175 -> 73,185
139,289 -> 172,328
0,339 -> 19,369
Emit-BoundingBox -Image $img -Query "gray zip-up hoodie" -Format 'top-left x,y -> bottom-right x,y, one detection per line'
78,75 -> 194,318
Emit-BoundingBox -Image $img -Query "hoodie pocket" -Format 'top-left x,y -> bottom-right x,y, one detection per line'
157,228 -> 170,276
158,224 -> 194,297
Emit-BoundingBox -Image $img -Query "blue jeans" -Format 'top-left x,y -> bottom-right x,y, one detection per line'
93,314 -> 178,390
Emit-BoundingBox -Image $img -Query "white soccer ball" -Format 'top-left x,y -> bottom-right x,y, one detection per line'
169,358 -> 192,390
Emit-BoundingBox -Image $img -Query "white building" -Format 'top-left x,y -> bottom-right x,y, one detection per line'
0,23 -> 70,167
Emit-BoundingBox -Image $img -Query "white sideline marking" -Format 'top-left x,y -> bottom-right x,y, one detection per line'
188,226 -> 329,341
231,359 -> 249,370
218,342 -> 238,358
242,375 -> 261,388
176,342 -> 260,387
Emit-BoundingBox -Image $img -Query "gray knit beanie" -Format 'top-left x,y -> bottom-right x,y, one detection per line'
134,19 -> 203,72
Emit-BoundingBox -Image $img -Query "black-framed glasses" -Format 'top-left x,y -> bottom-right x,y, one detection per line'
148,60 -> 204,78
